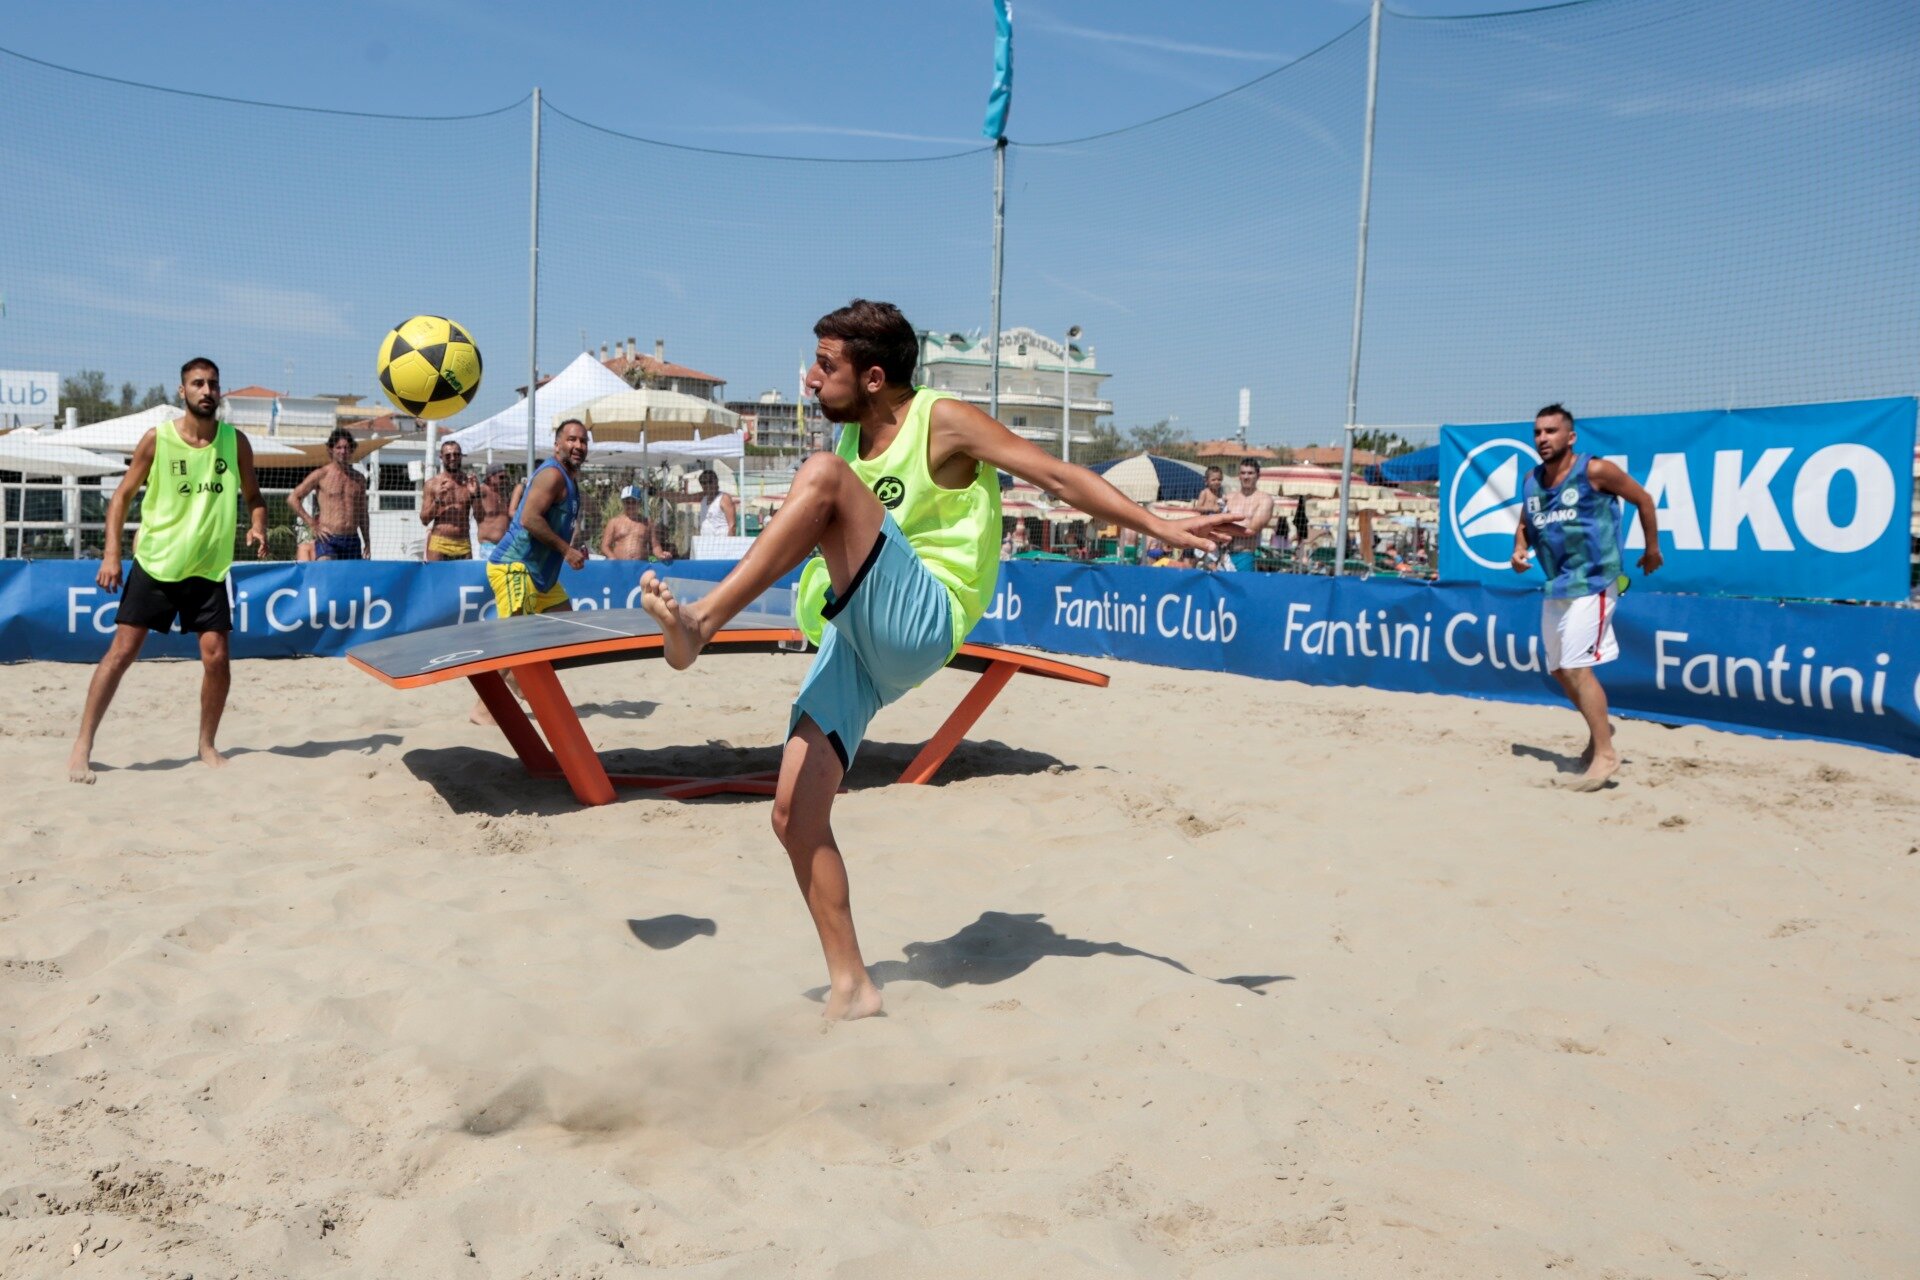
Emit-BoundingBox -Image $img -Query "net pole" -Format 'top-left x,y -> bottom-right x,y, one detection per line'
1335,0 -> 1383,577
525,86 -> 542,478
988,138 -> 1006,420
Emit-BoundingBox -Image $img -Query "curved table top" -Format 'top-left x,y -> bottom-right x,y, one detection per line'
347,606 -> 1107,691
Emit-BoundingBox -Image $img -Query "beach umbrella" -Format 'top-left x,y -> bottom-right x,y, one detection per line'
563,389 -> 743,444
1292,495 -> 1309,543
1087,452 -> 1206,502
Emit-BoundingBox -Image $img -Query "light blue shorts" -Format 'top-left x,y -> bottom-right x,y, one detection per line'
789,515 -> 954,770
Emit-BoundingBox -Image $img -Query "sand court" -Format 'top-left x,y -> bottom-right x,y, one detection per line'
2,653 -> 1916,1277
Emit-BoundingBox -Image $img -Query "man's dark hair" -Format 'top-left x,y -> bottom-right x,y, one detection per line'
814,299 -> 917,386
1535,403 -> 1574,427
326,426 -> 354,452
180,357 -> 219,382
555,417 -> 587,438
1239,458 -> 1261,475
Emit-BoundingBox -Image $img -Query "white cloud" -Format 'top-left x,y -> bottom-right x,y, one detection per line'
679,123 -> 982,146
1024,12 -> 1292,63
38,273 -> 355,339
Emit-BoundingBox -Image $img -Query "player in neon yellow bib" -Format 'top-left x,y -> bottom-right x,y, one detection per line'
639,301 -> 1241,1020
67,358 -> 268,783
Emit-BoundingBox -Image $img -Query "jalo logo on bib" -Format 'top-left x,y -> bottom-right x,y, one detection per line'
872,476 -> 905,509
1449,438 -> 1541,570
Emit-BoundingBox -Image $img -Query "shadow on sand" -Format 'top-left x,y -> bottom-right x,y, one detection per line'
805,910 -> 1291,1003
110,733 -> 404,773
403,737 -> 1070,815
627,914 -> 717,949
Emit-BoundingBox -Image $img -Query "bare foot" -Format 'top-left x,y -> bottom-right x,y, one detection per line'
823,980 -> 884,1022
639,572 -> 712,670
1565,749 -> 1618,792
1577,740 -> 1596,771
469,700 -> 496,726
198,742 -> 227,770
66,743 -> 96,785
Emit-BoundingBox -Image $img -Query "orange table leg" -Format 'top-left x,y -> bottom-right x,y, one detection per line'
468,671 -> 561,776
515,661 -> 617,806
897,660 -> 1016,785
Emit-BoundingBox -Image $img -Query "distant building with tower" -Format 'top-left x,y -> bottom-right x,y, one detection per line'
915,327 -> 1112,452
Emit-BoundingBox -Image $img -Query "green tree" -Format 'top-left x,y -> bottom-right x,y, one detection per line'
1352,429 -> 1418,458
1077,420 -> 1126,465
1124,418 -> 1196,459
60,370 -> 171,425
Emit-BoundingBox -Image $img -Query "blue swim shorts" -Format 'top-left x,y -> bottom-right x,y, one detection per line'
789,514 -> 954,770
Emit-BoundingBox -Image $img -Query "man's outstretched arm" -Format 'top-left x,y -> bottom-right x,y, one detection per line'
928,399 -> 1240,552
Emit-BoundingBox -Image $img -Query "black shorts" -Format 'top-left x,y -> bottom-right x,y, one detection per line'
117,562 -> 232,634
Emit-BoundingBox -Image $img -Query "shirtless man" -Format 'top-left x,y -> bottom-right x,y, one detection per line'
1221,459 -> 1275,572
475,465 -> 512,560
420,439 -> 477,560
289,427 -> 369,559
600,485 -> 655,560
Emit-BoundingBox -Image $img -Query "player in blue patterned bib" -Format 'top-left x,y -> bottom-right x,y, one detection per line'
1512,404 -> 1662,791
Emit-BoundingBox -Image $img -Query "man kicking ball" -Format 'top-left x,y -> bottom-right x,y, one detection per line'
1511,403 -> 1661,790
640,300 -> 1239,1019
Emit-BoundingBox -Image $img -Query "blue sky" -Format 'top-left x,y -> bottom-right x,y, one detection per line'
2,0 -> 1914,444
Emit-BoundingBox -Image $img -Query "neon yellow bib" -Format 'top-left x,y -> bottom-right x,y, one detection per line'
796,388 -> 1001,651
134,420 -> 239,582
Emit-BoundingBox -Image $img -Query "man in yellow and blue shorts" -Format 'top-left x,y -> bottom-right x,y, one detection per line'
483,418 -> 588,618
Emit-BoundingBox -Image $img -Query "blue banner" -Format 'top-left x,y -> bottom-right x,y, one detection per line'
3,560 -> 1916,756
0,559 -> 744,662
1440,397 -> 1916,602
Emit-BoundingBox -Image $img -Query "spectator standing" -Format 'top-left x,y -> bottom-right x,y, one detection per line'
600,485 -> 657,560
1194,466 -> 1226,514
475,464 -> 512,560
289,427 -> 369,560
1221,459 -> 1275,572
420,439 -> 478,560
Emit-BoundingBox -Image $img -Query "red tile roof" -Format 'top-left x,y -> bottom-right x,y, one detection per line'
225,385 -> 285,399
1193,439 -> 1281,460
603,354 -> 725,386
1297,445 -> 1384,468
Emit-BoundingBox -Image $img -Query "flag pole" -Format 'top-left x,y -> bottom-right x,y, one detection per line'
981,0 -> 1013,423
525,86 -> 542,478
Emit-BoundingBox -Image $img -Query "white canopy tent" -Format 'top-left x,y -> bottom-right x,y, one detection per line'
443,351 -> 631,461
587,431 -> 749,537
0,436 -> 127,478
48,403 -> 178,452
42,405 -> 309,461
0,436 -> 127,559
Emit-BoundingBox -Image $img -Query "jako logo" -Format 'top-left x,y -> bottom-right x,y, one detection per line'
1450,439 -> 1541,570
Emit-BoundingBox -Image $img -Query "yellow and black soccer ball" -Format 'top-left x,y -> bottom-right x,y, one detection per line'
376,315 -> 483,419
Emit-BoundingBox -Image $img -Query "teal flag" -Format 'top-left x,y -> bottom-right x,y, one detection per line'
981,0 -> 1013,140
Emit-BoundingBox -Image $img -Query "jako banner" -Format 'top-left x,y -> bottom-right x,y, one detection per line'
2,560 -> 1916,756
1440,398 -> 1916,603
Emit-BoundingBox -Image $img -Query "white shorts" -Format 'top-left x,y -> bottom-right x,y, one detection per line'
1542,583 -> 1619,671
